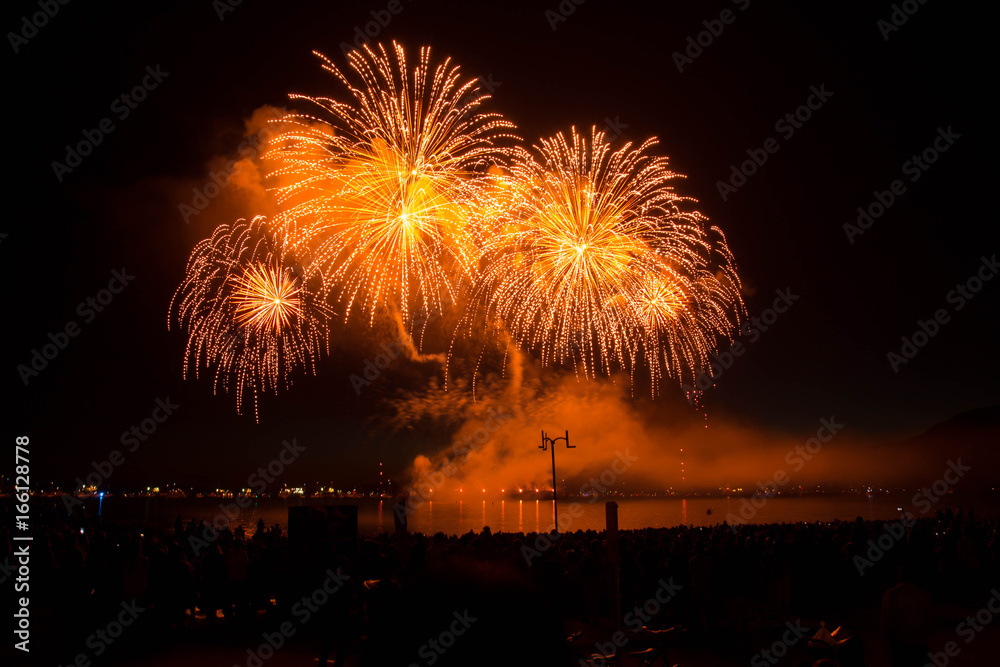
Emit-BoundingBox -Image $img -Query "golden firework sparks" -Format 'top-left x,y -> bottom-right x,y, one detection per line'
170,45 -> 746,419
468,126 -> 743,395
169,217 -> 332,421
230,262 -> 304,334
268,41 -> 522,324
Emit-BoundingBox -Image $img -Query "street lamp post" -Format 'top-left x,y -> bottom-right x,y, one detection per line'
540,430 -> 574,533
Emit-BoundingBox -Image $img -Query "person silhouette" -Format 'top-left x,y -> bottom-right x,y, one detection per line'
881,564 -> 932,666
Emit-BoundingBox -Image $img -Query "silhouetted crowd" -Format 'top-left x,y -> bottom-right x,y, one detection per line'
2,499 -> 997,666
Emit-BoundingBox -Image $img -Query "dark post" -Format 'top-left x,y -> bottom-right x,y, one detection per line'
392,493 -> 408,535
393,493 -> 410,569
606,501 -> 621,635
540,430 -> 573,533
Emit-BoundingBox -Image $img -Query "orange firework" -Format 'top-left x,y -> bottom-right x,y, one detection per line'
169,216 -> 332,421
268,41 -> 522,324
170,45 -> 747,420
231,262 -> 304,334
468,126 -> 743,394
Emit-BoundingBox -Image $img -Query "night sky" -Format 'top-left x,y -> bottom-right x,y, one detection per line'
5,0 -> 996,490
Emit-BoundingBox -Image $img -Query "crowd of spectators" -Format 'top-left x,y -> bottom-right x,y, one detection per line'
2,499 -> 996,666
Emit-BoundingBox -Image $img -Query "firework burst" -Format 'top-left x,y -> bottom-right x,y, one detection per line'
170,44 -> 747,420
268,41 -> 522,324
169,216 -> 332,421
231,262 -> 304,334
468,126 -> 743,395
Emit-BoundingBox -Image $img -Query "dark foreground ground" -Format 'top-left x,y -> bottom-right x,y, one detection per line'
2,499 -> 998,666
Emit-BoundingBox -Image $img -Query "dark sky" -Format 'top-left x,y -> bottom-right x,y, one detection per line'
5,0 -> 996,490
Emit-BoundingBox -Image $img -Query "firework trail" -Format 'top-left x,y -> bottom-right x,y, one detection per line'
465,126 -> 743,396
169,216 -> 332,421
267,41 -> 523,325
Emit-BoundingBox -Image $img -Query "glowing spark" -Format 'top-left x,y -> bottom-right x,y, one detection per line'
170,44 -> 746,420
467,126 -> 743,395
169,217 -> 332,421
231,262 -> 303,334
268,41 -> 522,324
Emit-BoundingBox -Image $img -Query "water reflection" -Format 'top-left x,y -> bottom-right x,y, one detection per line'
87,494 -> 977,537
